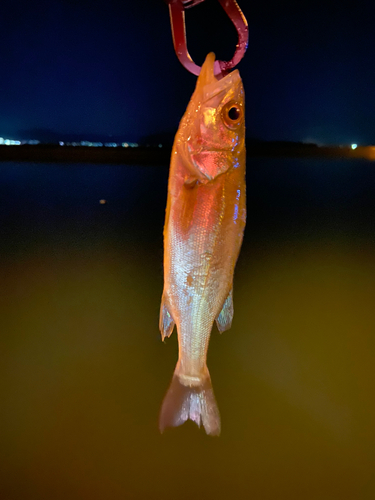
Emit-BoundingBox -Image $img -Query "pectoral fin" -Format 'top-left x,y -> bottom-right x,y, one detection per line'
159,294 -> 175,340
215,289 -> 234,333
184,175 -> 199,188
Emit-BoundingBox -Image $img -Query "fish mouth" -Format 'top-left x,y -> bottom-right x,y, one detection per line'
198,52 -> 242,104
203,70 -> 241,103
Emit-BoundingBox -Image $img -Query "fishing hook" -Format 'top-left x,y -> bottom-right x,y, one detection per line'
164,0 -> 248,76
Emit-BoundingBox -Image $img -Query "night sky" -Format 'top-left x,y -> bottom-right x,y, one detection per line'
1,0 -> 375,144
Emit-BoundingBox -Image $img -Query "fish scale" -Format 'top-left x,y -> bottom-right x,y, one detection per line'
159,53 -> 246,435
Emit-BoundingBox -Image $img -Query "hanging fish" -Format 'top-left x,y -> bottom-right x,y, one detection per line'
159,53 -> 246,436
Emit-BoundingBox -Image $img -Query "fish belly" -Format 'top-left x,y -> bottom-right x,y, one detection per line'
163,154 -> 246,376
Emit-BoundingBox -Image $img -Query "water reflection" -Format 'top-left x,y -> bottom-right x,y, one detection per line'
1,160 -> 374,499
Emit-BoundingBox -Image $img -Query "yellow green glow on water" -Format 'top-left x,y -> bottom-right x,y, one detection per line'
1,159 -> 375,499
1,238 -> 375,498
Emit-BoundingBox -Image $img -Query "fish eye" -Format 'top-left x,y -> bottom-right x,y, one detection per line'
222,101 -> 243,129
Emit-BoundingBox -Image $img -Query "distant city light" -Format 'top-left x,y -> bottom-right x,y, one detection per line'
0,138 -> 21,145
351,143 -> 358,150
0,135 -> 163,149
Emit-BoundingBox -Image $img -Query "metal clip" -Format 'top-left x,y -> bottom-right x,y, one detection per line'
165,0 -> 248,76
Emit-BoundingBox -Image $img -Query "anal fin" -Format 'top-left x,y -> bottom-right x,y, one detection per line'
159,294 -> 175,340
215,288 -> 234,333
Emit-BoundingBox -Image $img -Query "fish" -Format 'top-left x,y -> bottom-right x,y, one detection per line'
159,52 -> 246,436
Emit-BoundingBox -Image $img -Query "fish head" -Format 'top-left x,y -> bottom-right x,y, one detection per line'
177,52 -> 245,182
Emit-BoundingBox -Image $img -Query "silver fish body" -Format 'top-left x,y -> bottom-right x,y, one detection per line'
159,53 -> 246,435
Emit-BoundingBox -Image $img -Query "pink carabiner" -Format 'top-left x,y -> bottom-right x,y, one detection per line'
165,0 -> 248,76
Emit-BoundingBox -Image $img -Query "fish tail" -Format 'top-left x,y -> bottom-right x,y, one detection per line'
159,364 -> 221,436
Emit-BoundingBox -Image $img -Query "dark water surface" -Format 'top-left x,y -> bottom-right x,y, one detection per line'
1,160 -> 375,499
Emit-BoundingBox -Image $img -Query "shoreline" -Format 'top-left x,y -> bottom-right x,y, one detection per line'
1,143 -> 375,164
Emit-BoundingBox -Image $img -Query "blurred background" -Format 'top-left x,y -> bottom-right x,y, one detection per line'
1,159 -> 375,499
1,0 -> 375,499
1,0 -> 375,145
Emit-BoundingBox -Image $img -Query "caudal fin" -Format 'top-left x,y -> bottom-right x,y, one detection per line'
159,366 -> 221,436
